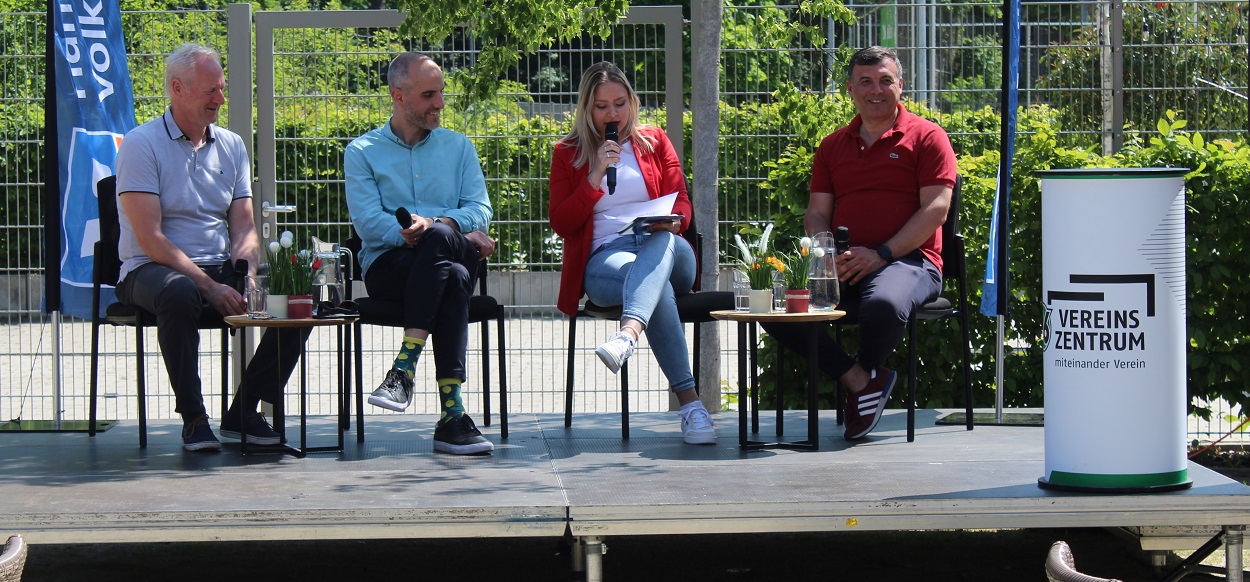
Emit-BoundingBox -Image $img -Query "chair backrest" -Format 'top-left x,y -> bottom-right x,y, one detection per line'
94,175 -> 123,287
938,175 -> 964,281
680,212 -> 706,292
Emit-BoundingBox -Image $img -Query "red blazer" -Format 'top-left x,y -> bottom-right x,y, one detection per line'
548,126 -> 692,317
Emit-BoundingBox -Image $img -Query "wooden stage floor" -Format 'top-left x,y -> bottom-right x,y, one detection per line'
2,409 -> 1248,579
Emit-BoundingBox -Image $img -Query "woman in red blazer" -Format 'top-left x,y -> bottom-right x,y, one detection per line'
548,62 -> 716,445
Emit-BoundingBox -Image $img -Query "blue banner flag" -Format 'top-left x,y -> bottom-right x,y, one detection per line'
981,0 -> 1020,317
50,0 -> 136,320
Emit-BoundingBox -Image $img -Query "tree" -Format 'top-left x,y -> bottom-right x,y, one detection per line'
388,0 -> 628,102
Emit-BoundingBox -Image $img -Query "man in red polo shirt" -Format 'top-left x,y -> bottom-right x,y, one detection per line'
764,46 -> 958,440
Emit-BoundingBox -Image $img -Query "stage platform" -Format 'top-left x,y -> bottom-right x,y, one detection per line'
2,409 -> 1248,581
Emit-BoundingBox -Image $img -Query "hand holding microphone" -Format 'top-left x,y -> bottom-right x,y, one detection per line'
604,122 -> 618,195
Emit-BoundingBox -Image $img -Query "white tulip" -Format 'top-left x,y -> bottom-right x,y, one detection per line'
734,234 -> 754,263
800,236 -> 812,249
812,246 -> 825,258
268,241 -> 281,254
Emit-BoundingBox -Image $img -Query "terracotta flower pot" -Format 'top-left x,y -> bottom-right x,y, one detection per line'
785,288 -> 810,313
288,294 -> 314,319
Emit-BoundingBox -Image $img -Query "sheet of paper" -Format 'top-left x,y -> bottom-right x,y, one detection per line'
595,193 -> 679,236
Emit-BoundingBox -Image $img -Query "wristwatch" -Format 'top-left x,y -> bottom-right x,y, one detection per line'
876,245 -> 894,262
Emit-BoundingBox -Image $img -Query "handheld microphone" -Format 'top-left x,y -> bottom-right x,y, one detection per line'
835,226 -> 850,256
395,207 -> 413,229
604,122 -> 618,195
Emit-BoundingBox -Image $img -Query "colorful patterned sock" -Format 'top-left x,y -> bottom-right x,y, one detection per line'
437,378 -> 466,425
392,336 -> 425,378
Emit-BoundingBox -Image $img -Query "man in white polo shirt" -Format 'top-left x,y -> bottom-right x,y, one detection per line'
114,43 -> 306,452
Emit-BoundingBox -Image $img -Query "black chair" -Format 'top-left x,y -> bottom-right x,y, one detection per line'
88,175 -> 234,447
344,233 -> 508,441
832,175 -> 974,442
563,215 -> 735,439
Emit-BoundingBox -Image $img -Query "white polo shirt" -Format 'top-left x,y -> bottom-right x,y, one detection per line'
114,108 -> 252,282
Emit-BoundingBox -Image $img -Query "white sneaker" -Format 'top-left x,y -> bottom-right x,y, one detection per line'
595,330 -> 636,374
679,403 -> 718,445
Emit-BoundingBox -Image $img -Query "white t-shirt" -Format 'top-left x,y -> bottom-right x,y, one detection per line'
591,140 -> 648,251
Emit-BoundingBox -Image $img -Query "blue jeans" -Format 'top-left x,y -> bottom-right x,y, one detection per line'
583,232 -> 697,392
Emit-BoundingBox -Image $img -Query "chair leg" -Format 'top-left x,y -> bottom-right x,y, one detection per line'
620,360 -> 630,440
565,315 -> 578,428
834,325 -> 844,426
691,322 -> 701,395
959,310 -> 974,431
907,314 -> 918,443
479,316 -> 492,427
136,328 -> 148,448
354,321 -> 365,443
496,311 -> 508,439
89,320 -> 101,437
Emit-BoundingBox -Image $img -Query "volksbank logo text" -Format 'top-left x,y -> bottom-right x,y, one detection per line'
1043,274 -> 1154,353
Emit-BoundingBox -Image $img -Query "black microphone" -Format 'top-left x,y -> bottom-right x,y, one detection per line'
604,122 -> 618,195
835,226 -> 850,256
395,207 -> 413,229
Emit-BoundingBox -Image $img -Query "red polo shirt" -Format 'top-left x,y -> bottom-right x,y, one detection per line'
809,104 -> 957,271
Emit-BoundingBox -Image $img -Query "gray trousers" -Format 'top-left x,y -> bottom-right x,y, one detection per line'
116,261 -> 308,422
761,251 -> 942,379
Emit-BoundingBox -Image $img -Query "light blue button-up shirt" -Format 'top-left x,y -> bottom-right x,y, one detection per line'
344,119 -> 492,276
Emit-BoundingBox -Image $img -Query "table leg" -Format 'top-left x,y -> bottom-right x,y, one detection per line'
737,321 -> 748,449
806,321 -> 820,450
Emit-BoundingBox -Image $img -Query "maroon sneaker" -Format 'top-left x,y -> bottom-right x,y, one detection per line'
844,367 -> 897,440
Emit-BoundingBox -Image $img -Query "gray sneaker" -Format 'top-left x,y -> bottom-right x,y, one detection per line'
368,369 -> 415,412
595,330 -> 636,374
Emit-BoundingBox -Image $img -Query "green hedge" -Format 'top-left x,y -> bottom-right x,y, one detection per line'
753,89 -> 1249,419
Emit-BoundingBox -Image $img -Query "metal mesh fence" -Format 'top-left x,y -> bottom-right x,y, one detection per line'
1,2 -> 1245,440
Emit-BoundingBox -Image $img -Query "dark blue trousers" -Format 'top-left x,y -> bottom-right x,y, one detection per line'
761,252 -> 941,379
363,223 -> 479,381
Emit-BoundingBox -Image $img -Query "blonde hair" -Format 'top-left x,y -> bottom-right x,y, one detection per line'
559,61 -> 655,169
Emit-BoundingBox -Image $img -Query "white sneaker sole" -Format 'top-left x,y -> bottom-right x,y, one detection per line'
182,440 -> 221,452
595,346 -> 626,374
218,429 -> 281,446
368,394 -> 411,412
683,431 -> 718,445
433,440 -> 495,455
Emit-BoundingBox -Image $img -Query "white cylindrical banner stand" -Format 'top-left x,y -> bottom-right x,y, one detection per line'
1037,168 -> 1190,492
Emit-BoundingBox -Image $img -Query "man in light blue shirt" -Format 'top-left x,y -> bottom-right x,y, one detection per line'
345,52 -> 496,455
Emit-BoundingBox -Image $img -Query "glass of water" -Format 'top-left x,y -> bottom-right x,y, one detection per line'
732,270 -> 750,312
245,275 -> 270,319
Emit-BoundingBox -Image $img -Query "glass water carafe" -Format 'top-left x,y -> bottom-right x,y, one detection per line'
807,231 -> 840,310
310,236 -> 348,312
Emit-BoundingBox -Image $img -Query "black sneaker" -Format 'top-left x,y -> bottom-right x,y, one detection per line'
368,369 -> 415,412
433,414 -> 494,455
220,411 -> 282,446
182,414 -> 222,452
